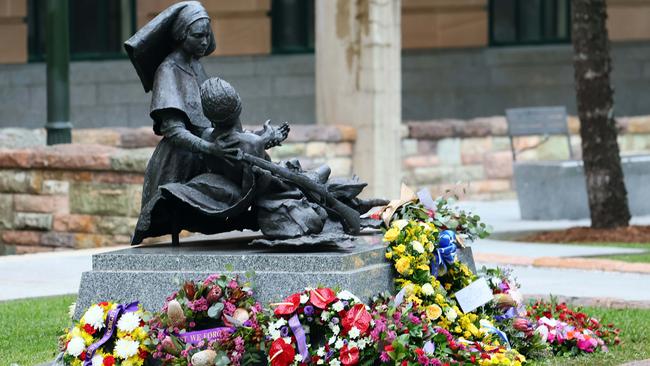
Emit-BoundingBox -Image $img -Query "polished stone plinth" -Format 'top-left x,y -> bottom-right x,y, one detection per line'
75,231 -> 394,317
76,230 -> 477,317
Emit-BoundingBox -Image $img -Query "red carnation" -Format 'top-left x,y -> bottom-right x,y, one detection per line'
269,338 -> 296,366
273,293 -> 301,316
384,344 -> 394,353
340,344 -> 359,366
138,348 -> 149,359
83,323 -> 96,335
309,288 -> 336,309
342,304 -> 371,333
79,351 -> 86,360
103,355 -> 115,366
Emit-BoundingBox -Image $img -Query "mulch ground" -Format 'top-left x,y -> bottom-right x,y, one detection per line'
519,225 -> 650,244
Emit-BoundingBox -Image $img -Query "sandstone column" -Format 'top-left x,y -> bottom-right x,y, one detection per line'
316,0 -> 402,199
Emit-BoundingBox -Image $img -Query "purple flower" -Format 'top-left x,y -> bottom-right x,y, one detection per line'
331,317 -> 339,324
304,305 -> 315,316
280,326 -> 290,337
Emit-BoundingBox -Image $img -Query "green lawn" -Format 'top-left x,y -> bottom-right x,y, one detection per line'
1,296 -> 649,366
0,294 -> 76,366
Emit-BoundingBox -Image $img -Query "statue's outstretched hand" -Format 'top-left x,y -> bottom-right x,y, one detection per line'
208,138 -> 242,162
261,120 -> 290,149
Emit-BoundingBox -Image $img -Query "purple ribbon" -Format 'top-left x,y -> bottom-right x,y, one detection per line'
177,326 -> 235,345
83,302 -> 139,366
288,314 -> 309,362
431,230 -> 457,277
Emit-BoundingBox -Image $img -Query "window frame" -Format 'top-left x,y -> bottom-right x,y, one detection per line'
27,0 -> 137,62
488,0 -> 572,47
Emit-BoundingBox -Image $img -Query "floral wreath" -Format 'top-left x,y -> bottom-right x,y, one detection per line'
267,287 -> 374,366
148,274 -> 266,366
60,301 -> 151,366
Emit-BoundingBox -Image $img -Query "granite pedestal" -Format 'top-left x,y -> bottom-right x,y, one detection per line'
76,231 -> 394,317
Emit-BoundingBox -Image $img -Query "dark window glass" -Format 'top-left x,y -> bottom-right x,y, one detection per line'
490,0 -> 570,46
271,0 -> 315,53
28,0 -> 136,61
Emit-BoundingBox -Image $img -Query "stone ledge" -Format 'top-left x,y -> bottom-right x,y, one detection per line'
407,115 -> 650,140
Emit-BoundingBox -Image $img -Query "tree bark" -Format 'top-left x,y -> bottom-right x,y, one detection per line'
572,0 -> 630,228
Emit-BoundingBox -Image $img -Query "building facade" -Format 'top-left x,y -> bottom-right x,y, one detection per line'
1,0 -> 650,128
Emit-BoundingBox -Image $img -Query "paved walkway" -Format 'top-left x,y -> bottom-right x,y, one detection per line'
2,199 -> 650,303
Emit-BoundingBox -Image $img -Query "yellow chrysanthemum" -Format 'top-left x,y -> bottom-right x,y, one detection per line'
383,228 -> 400,242
395,257 -> 411,275
385,251 -> 393,259
393,244 -> 406,255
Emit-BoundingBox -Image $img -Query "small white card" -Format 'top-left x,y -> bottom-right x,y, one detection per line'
454,277 -> 494,313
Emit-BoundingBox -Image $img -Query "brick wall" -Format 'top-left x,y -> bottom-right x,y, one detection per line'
0,125 -> 355,255
402,115 -> 650,200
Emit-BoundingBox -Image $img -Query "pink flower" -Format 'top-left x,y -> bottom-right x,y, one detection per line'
379,351 -> 391,362
203,274 -> 221,286
188,297 -> 209,312
228,279 -> 239,289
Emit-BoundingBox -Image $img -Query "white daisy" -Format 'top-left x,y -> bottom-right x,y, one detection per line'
117,312 -> 141,333
83,305 -> 105,330
66,336 -> 85,357
114,338 -> 140,359
91,354 -> 104,366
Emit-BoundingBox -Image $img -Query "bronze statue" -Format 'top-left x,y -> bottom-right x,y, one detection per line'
125,1 -> 382,246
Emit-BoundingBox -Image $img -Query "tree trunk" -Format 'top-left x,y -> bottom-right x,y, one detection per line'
572,0 -> 630,228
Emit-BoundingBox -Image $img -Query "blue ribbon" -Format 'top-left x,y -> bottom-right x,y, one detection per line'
83,301 -> 139,366
431,230 -> 457,277
495,307 -> 517,322
288,314 -> 309,362
481,320 -> 510,349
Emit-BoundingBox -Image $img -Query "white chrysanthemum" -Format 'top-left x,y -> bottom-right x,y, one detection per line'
320,311 -> 331,322
348,340 -> 357,349
66,336 -> 86,357
294,354 -> 303,362
328,335 -> 336,345
117,312 -> 141,333
269,328 -> 281,340
276,318 -> 288,327
336,290 -> 360,303
114,338 -> 140,359
300,293 -> 309,304
349,326 -> 360,339
317,347 -> 326,357
445,307 -> 458,322
332,301 -> 344,312
91,354 -> 104,366
421,283 -> 435,296
83,305 -> 106,330
411,240 -> 424,253
330,359 -> 341,366
334,339 -> 344,349
358,338 -> 368,350
329,324 -> 340,335
317,360 -> 325,365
